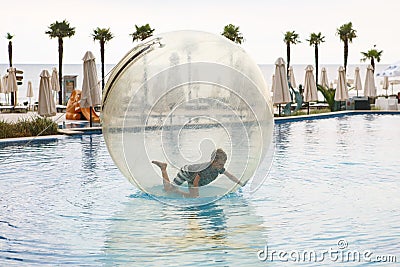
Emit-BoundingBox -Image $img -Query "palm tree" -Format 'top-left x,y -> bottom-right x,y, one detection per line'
360,45 -> 383,73
221,24 -> 244,44
306,32 -> 325,85
130,24 -> 155,106
336,22 -> 357,73
45,19 -> 75,104
283,31 -> 301,76
130,24 -> 155,42
6,33 -> 15,105
6,33 -> 14,67
92,27 -> 114,91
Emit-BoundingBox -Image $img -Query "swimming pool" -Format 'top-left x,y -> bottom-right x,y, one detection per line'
1,114 -> 399,266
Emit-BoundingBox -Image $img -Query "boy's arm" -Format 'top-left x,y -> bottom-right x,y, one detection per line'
189,174 -> 201,197
223,170 -> 245,186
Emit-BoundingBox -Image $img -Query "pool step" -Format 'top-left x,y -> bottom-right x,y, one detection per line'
57,129 -> 84,135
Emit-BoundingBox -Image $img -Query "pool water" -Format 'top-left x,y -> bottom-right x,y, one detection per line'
1,114 -> 399,266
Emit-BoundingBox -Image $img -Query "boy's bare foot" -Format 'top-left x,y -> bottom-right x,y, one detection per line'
151,161 -> 167,170
152,160 -> 175,192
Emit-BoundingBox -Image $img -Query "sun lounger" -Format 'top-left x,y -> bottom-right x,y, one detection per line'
14,106 -> 28,113
0,105 -> 28,113
0,106 -> 14,113
56,105 -> 67,113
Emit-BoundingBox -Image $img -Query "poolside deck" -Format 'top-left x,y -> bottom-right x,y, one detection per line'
0,111 -> 66,123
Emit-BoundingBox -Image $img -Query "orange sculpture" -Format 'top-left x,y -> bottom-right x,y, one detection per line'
66,89 -> 100,123
66,90 -> 83,120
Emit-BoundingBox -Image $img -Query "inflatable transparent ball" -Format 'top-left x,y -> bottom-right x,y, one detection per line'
102,30 -> 274,203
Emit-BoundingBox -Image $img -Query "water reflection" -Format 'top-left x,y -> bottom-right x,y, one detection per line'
304,120 -> 317,135
274,123 -> 292,151
363,113 -> 378,122
81,135 -> 101,172
102,195 -> 267,266
335,117 -> 351,154
67,135 -> 104,211
173,203 -> 228,245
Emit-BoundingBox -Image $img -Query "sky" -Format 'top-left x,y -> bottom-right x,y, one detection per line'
1,0 -> 399,65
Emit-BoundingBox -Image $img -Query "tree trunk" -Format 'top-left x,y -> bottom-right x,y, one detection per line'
58,37 -> 63,105
286,42 -> 291,77
344,40 -> 348,74
315,45 -> 319,86
100,40 -> 105,91
8,41 -> 15,106
371,58 -> 375,73
8,41 -> 12,67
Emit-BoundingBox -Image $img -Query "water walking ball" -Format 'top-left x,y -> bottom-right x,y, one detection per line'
102,30 -> 274,203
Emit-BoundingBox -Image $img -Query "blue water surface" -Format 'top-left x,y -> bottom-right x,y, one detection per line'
1,114 -> 399,266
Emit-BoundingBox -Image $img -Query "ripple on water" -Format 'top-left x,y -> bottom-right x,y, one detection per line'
0,116 -> 399,266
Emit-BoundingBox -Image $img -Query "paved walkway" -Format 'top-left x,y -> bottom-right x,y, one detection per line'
0,111 -> 66,123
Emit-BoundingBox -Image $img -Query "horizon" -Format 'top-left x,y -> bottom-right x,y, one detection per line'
1,0 -> 399,65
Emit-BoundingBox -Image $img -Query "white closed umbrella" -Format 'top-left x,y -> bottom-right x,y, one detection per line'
303,65 -> 318,102
335,66 -> 349,104
2,75 -> 8,91
50,67 -> 60,104
0,76 -> 4,103
273,58 -> 291,116
320,67 -> 329,88
364,64 -> 376,98
26,81 -> 34,109
50,67 -> 60,92
382,76 -> 389,96
81,51 -> 101,108
0,77 -> 4,94
288,66 -> 297,88
38,70 -> 56,117
7,67 -> 18,106
273,58 -> 291,104
354,67 -> 363,97
270,74 -> 275,93
303,65 -> 318,114
81,51 -> 101,126
2,75 -> 9,104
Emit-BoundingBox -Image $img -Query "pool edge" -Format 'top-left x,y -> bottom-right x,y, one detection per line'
1,110 -> 399,145
274,110 -> 400,124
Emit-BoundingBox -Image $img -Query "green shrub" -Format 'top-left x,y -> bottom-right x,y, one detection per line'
0,116 -> 58,139
317,84 -> 336,111
276,108 -> 331,117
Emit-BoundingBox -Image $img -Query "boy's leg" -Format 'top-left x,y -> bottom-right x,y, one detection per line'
152,161 -> 196,198
151,161 -> 173,191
